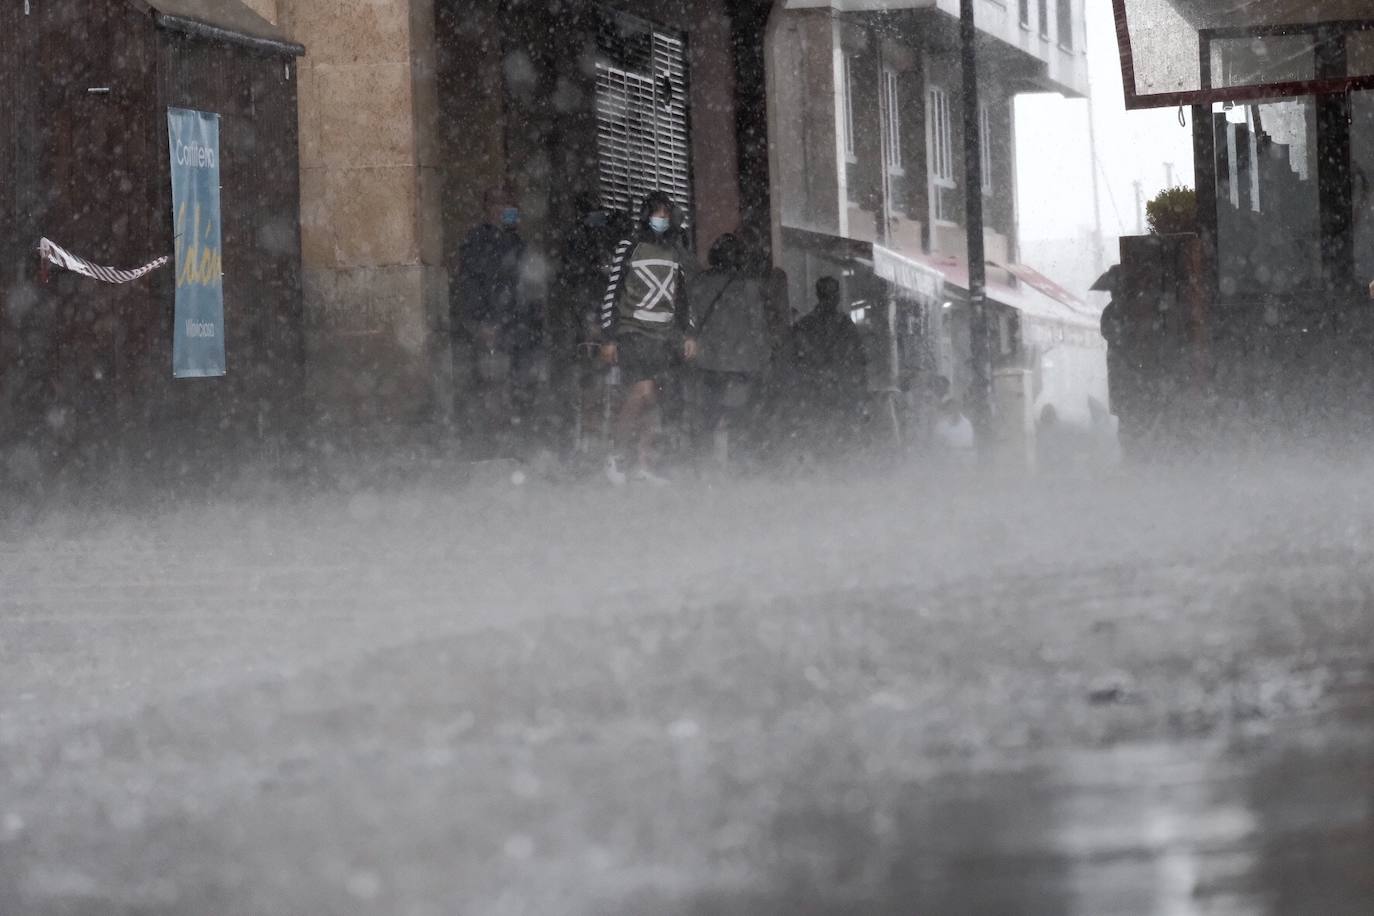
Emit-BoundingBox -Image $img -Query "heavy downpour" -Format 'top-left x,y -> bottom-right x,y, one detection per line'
3,1 -> 1374,913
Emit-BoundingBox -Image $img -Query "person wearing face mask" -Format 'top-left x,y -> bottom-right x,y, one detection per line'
599,191 -> 697,485
455,186 -> 529,454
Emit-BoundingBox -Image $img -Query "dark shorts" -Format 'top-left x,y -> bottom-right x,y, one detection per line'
616,333 -> 678,384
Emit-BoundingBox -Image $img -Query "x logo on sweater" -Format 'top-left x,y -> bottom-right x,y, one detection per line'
632,259 -> 678,315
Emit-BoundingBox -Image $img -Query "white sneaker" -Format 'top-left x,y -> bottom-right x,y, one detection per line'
605,455 -> 627,486
630,465 -> 670,487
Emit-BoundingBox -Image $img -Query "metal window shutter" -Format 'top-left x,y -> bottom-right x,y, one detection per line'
595,8 -> 691,226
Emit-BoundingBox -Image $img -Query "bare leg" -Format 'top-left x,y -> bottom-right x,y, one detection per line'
614,379 -> 658,468
636,384 -> 659,470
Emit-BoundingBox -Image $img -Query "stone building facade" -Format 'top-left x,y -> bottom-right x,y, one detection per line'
240,0 -> 772,427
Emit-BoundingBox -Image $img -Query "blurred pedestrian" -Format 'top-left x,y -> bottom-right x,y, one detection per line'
690,233 -> 771,466
554,193 -> 633,347
787,277 -> 868,459
455,186 -> 532,452
552,193 -> 632,454
914,374 -> 949,452
600,191 -> 697,486
932,384 -> 975,461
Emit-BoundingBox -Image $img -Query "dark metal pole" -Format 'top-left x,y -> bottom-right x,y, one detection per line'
1315,30 -> 1354,297
959,0 -> 991,450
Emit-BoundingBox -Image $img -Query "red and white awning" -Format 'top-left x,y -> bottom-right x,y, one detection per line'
875,244 -> 1099,328
873,244 -> 945,308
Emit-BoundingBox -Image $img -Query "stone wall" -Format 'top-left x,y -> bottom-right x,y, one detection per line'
241,0 -> 278,23
276,0 -> 446,425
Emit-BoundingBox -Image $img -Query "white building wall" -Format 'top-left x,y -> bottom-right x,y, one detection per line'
932,0 -> 1089,97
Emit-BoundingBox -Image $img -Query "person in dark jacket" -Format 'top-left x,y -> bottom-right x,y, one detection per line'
1097,273 -> 1142,458
555,193 -> 632,345
455,186 -> 531,448
789,276 -> 868,454
690,233 -> 771,464
456,186 -> 526,351
551,194 -> 632,450
793,277 -> 866,395
599,191 -> 697,485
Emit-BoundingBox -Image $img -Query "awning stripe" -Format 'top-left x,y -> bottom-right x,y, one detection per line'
873,244 -> 945,307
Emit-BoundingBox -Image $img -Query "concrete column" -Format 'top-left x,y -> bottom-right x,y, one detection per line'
277,0 -> 447,425
688,0 -> 741,258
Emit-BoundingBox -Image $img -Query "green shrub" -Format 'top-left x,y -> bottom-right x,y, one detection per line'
1146,186 -> 1197,235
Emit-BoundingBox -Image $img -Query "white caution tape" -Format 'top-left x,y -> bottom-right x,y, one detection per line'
38,237 -> 170,284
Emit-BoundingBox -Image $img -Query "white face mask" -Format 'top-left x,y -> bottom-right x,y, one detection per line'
649,216 -> 671,235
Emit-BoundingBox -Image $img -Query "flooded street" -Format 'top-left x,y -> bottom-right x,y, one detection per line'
9,0 -> 1374,911
2,457 -> 1373,914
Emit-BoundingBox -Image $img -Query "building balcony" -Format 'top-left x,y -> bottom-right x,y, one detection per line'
777,0 -> 1089,98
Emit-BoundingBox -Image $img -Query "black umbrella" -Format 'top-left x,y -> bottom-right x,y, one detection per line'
1090,264 -> 1120,293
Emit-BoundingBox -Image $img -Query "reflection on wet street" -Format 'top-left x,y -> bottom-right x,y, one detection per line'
883,730 -> 1374,916
661,709 -> 1374,916
4,464 -> 1374,914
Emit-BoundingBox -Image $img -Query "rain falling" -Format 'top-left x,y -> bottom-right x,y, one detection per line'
3,1 -> 1374,913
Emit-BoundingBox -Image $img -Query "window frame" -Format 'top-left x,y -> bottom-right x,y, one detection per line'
927,85 -> 956,224
841,54 -> 858,164
881,67 -> 904,175
979,101 -> 994,195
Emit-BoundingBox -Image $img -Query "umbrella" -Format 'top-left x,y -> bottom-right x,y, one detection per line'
1090,264 -> 1120,293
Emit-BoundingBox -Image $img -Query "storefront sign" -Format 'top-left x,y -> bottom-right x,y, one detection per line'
168,108 -> 225,378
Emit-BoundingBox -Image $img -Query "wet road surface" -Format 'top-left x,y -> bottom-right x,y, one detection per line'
2,458 -> 1373,914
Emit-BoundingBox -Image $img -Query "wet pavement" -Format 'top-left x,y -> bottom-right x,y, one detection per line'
2,457 -> 1373,914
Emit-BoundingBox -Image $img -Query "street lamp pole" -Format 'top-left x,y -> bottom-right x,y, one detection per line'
959,0 -> 991,450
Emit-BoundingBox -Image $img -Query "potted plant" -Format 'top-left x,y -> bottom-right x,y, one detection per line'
1145,186 -> 1197,235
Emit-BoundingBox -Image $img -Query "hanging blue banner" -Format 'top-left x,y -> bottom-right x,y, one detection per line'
168,107 -> 226,378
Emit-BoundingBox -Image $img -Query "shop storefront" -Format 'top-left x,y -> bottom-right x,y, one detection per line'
1113,0 -> 1374,432
782,227 -> 1103,452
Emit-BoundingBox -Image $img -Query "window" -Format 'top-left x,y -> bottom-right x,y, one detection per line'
927,86 -> 955,222
1037,0 -> 1049,39
1018,0 -> 1030,28
1214,97 -> 1321,295
881,68 -> 902,172
979,102 -> 993,194
927,87 -> 954,186
841,54 -> 857,163
595,10 -> 692,223
1057,0 -> 1073,49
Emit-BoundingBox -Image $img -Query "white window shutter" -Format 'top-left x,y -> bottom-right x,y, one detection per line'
595,9 -> 692,226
